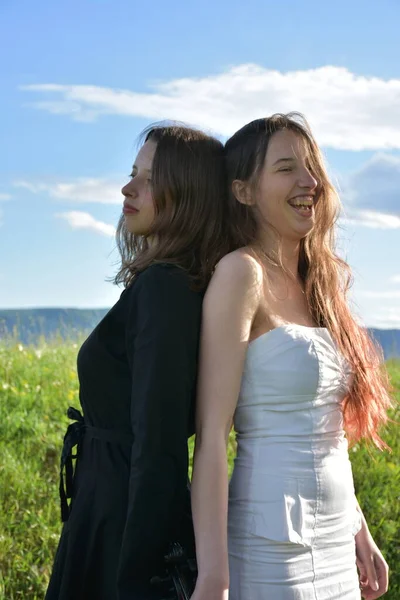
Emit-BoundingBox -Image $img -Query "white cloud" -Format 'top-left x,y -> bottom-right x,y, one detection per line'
389,275 -> 400,284
358,290 -> 400,299
341,210 -> 400,229
14,178 -> 121,205
371,308 -> 400,328
21,65 -> 400,150
0,193 -> 11,201
342,153 -> 400,217
338,153 -> 400,228
57,211 -> 116,237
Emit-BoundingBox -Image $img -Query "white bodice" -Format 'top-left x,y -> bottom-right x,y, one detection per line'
229,325 -> 361,548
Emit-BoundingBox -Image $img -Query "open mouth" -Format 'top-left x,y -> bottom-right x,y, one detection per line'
287,196 -> 314,217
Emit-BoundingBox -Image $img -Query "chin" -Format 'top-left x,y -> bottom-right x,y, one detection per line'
125,226 -> 146,235
123,218 -> 143,236
285,224 -> 314,242
295,218 -> 315,235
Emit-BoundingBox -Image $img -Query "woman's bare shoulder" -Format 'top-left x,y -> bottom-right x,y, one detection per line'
214,247 -> 262,284
206,248 -> 263,309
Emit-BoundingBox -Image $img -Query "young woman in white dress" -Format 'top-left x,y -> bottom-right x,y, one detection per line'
190,114 -> 392,600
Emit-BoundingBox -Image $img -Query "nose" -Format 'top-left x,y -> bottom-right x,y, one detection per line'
121,179 -> 137,198
299,167 -> 318,191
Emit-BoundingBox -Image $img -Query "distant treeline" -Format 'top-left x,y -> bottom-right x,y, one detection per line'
0,308 -> 399,358
0,308 -> 108,344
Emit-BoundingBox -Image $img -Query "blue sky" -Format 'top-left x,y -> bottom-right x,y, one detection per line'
1,0 -> 400,328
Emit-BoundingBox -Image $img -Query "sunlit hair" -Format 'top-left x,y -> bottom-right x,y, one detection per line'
114,123 -> 230,291
224,112 -> 393,448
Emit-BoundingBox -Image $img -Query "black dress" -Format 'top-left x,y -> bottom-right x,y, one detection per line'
45,264 -> 203,600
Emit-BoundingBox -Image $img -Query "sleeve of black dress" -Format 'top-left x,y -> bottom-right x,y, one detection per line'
117,264 -> 203,598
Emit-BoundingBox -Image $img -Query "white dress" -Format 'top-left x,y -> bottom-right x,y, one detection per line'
228,325 -> 362,600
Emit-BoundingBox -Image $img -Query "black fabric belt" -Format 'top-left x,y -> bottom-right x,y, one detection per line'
59,406 -> 133,522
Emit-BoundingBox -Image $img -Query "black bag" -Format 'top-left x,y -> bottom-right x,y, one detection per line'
151,541 -> 197,600
164,541 -> 197,600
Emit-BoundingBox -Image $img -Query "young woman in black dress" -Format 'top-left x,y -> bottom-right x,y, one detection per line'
45,125 -> 229,600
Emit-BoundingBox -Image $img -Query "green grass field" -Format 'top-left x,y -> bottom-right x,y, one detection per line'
0,339 -> 399,599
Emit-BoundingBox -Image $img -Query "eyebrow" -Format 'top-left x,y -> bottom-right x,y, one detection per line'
272,157 -> 296,166
131,165 -> 152,172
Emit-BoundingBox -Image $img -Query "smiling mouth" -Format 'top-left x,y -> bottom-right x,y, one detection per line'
287,196 -> 314,216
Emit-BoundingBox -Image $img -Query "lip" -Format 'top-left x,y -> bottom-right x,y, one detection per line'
123,202 -> 139,215
287,195 -> 315,219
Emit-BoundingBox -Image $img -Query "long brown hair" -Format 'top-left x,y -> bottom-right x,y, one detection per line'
224,113 -> 393,448
114,124 -> 230,290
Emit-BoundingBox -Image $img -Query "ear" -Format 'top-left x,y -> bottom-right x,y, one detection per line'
231,179 -> 254,206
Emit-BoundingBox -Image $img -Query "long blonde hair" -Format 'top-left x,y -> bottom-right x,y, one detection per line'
224,113 -> 393,448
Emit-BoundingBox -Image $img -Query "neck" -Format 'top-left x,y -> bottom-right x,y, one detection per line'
256,229 -> 301,280
146,234 -> 157,248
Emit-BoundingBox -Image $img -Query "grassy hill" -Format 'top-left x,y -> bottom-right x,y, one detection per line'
0,339 -> 399,599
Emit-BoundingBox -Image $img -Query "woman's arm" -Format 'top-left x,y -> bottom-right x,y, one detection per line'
117,264 -> 203,599
190,252 -> 262,600
355,499 -> 389,599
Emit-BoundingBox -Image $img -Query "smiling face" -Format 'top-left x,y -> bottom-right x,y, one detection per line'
120,139 -> 157,235
254,129 -> 319,241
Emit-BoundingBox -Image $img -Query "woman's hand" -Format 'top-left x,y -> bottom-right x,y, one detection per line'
190,580 -> 229,600
356,526 -> 389,599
